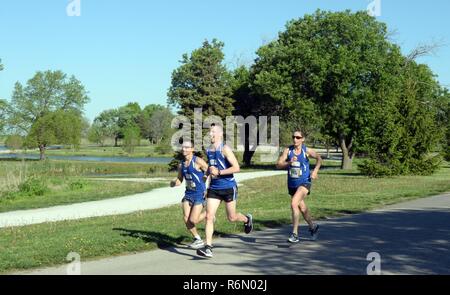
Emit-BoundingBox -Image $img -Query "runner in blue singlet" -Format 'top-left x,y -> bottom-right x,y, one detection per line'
276,130 -> 322,243
196,124 -> 253,258
170,141 -> 209,249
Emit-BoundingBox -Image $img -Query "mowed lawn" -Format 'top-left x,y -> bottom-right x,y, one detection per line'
0,163 -> 449,273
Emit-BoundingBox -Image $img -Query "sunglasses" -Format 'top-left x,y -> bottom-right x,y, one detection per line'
292,136 -> 303,140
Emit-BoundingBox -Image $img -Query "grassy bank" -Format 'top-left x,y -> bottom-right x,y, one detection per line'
23,145 -> 173,158
1,163 -> 449,273
0,159 -> 175,212
0,177 -> 168,213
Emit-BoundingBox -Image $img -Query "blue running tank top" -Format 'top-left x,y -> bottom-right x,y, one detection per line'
287,144 -> 311,188
206,143 -> 237,190
181,156 -> 206,197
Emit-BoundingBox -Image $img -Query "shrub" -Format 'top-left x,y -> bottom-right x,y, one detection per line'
18,177 -> 48,196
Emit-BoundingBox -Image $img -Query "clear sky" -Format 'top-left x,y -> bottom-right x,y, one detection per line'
0,0 -> 449,122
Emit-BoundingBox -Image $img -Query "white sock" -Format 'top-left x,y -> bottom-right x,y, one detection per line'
194,235 -> 201,240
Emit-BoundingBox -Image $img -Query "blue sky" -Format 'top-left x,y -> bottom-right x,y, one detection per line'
0,0 -> 449,122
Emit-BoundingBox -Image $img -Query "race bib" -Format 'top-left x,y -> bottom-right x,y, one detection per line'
186,180 -> 196,190
209,159 -> 217,166
185,174 -> 196,190
289,162 -> 302,178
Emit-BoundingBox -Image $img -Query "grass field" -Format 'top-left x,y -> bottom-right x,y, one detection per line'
0,159 -> 175,212
24,145 -> 173,158
1,162 -> 449,273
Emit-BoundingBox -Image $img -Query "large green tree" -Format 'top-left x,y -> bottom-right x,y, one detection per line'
24,110 -> 84,159
359,59 -> 448,176
168,39 -> 234,119
138,104 -> 167,143
8,70 -> 89,159
252,10 -> 402,169
93,109 -> 121,146
167,39 -> 234,170
147,107 -> 174,144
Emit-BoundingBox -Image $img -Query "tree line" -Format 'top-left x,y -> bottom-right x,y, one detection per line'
1,10 -> 449,175
167,10 -> 450,176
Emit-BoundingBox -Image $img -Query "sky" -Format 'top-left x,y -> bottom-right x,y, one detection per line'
0,0 -> 449,122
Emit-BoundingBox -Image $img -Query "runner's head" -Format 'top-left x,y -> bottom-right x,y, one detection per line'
181,140 -> 194,157
209,124 -> 224,144
292,130 -> 305,148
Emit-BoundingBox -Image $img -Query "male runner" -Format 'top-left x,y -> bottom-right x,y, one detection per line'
170,141 -> 209,249
196,124 -> 253,258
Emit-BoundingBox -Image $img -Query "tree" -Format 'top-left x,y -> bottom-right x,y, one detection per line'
93,109 -> 120,146
87,121 -> 108,146
80,116 -> 91,140
168,39 -> 234,119
8,70 -> 89,159
0,59 -> 6,133
138,104 -> 166,143
359,60 -> 447,176
147,107 -> 174,144
5,134 -> 24,151
116,102 -> 142,145
0,100 -> 7,134
251,10 -> 402,169
24,110 -> 83,159
122,124 -> 141,154
167,39 -> 234,170
230,66 -> 281,166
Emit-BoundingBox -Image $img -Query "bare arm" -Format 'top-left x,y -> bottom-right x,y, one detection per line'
276,148 -> 290,170
196,156 -> 211,191
170,164 -> 183,187
195,157 -> 209,173
212,145 -> 240,176
307,148 -> 322,180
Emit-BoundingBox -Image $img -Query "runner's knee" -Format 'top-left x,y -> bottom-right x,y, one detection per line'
206,212 -> 215,222
189,216 -> 199,224
291,201 -> 300,210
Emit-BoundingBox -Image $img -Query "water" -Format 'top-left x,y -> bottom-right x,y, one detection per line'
0,153 -> 172,164
0,146 -> 7,151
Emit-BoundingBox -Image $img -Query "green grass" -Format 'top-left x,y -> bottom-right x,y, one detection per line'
1,163 -> 449,273
24,145 -> 173,158
0,159 -> 173,178
0,177 -> 168,213
0,159 -> 176,212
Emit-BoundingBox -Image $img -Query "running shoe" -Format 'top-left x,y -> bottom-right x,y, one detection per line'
188,238 -> 205,249
287,233 -> 299,243
309,224 -> 320,240
196,245 -> 213,258
244,213 -> 253,234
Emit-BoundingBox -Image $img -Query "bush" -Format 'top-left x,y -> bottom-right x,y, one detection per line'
358,155 -> 441,177
69,179 -> 86,190
18,178 -> 48,196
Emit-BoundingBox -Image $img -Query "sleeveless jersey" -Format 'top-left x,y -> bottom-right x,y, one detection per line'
181,156 -> 206,197
287,144 -> 311,188
206,143 -> 237,190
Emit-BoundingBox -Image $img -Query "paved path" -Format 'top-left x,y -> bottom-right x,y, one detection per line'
0,171 -> 285,228
16,192 -> 450,275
